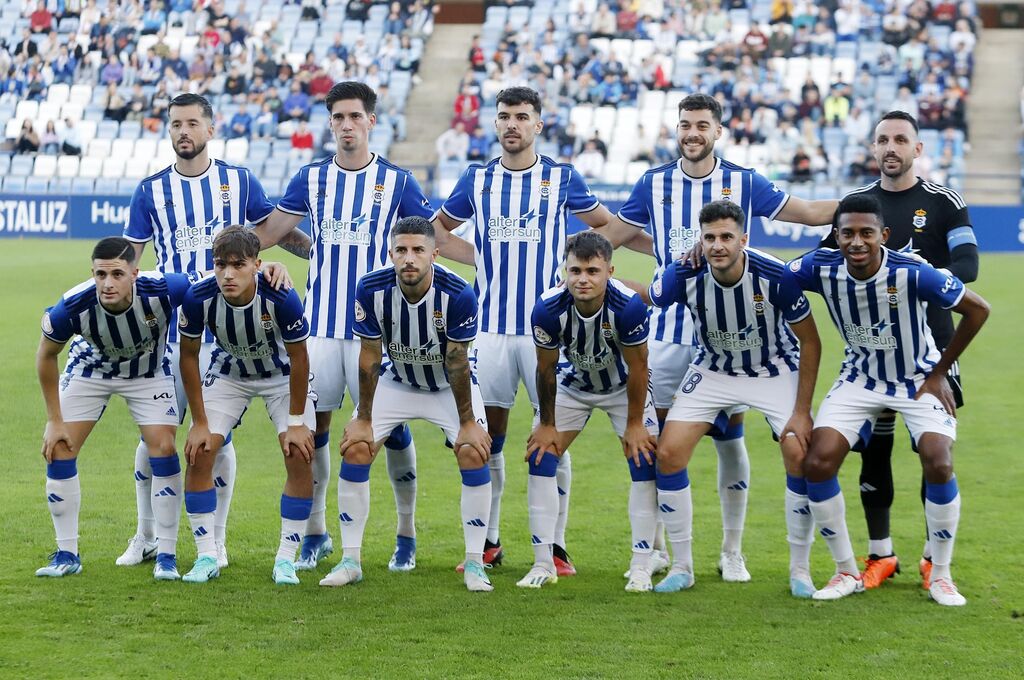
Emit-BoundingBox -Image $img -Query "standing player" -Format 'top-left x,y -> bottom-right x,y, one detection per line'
35,238 -> 190,580
784,194 -> 990,605
647,201 -> 822,597
432,86 -> 614,573
319,217 -> 494,592
821,111 -> 980,589
177,227 -> 316,585
255,82 -> 465,572
523,232 -> 660,592
121,93 -> 294,570
598,93 -> 838,582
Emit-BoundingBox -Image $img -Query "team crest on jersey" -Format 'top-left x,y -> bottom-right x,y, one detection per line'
913,209 -> 927,230
42,312 -> 53,335
433,310 -> 445,330
752,294 -> 766,314
220,184 -> 231,204
721,187 -> 732,201
178,312 -> 188,328
652,276 -> 662,298
144,313 -> 158,328
789,259 -> 802,272
260,313 -> 273,330
373,183 -> 386,204
601,321 -> 614,338
539,179 -> 551,198
887,286 -> 900,308
533,325 -> 552,345
354,299 -> 366,322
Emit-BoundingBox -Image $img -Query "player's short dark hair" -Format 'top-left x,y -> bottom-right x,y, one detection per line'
564,230 -> 613,263
678,93 -> 722,123
496,86 -> 542,115
391,216 -> 435,241
324,81 -> 376,115
699,200 -> 746,232
213,225 -> 261,261
836,193 -> 884,227
92,236 -> 136,263
877,110 -> 919,134
168,93 -> 214,121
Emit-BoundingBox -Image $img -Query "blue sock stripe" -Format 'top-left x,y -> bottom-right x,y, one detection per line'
224,431 -> 233,446
313,432 -> 330,449
281,494 -> 313,520
711,420 -> 744,441
340,461 -> 371,483
785,474 -> 807,495
925,476 -> 959,505
46,458 -> 78,480
656,468 -> 690,491
185,488 -> 217,514
460,465 -> 491,487
491,435 -> 506,455
806,476 -> 842,503
628,457 -> 657,482
149,454 -> 181,478
527,452 -> 559,477
383,423 -> 412,450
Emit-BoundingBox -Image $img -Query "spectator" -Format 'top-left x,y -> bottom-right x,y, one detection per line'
144,82 -> 171,132
103,82 -> 128,122
468,35 -> 486,73
767,23 -> 793,57
61,118 -> 83,156
823,86 -> 850,126
790,146 -> 813,182
40,120 -> 60,154
452,85 -> 480,130
843,105 -> 871,144
436,121 -> 469,162
632,125 -> 656,163
290,119 -> 315,163
948,19 -> 977,53
30,1 -> 54,34
308,68 -> 333,103
141,2 -> 167,35
809,21 -> 836,56
16,119 -> 41,154
703,0 -> 729,38
557,122 -> 579,159
280,81 -> 311,122
654,124 -> 677,164
467,125 -> 490,162
224,66 -> 247,99
846,149 -> 873,182
834,0 -> 862,42
52,45 -> 77,85
741,24 -> 769,62
891,85 -> 920,120
575,140 -> 605,179
254,102 -> 277,139
100,54 -> 124,85
13,28 -> 39,59
229,103 -> 254,140
126,83 -> 149,122
376,83 -> 407,142
384,3 -> 406,35
591,4 -> 617,38
771,0 -> 794,24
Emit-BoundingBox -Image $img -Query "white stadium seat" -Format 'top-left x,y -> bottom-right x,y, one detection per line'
224,138 -> 249,164
110,138 -> 135,159
102,157 -> 126,179
56,155 -> 80,178
33,155 -> 58,177
207,139 -> 225,160
123,157 -> 151,179
87,138 -> 111,158
78,156 -> 103,179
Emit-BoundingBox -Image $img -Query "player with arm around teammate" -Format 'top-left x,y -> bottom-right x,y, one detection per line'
521,231 -> 660,592
36,237 -> 195,580
783,193 -> 990,605
321,216 -> 494,592
177,227 -> 316,585
647,200 -> 823,596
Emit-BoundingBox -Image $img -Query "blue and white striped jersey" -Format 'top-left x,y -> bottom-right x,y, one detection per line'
353,263 -> 478,392
439,154 -> 600,336
178,276 -> 310,380
123,159 -> 275,343
617,157 -> 789,344
781,248 -> 966,397
650,248 -> 809,378
532,278 -> 649,394
277,154 -> 434,340
43,272 -> 196,379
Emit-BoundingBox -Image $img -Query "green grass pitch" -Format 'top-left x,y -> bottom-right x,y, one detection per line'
0,240 -> 1021,678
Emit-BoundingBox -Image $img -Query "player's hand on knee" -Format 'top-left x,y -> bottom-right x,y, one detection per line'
526,424 -> 561,462
915,373 -> 956,417
41,420 -> 74,463
185,423 -> 213,465
340,418 -> 374,457
622,422 -> 657,467
260,261 -> 293,290
282,425 -> 315,463
455,421 -> 491,465
781,411 -> 813,454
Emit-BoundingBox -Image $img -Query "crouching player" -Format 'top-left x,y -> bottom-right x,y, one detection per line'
782,194 -> 989,605
648,200 -> 822,596
522,231 -> 660,592
178,226 -> 315,585
322,216 -> 494,592
36,237 -> 192,580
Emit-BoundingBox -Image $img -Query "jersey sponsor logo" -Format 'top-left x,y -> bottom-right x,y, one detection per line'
941,276 -> 957,294
320,214 -> 372,246
432,310 -> 445,330
568,346 -> 613,370
627,321 -> 646,337
354,299 -> 366,322
175,216 -> 226,253
668,226 -> 698,258
260,313 -> 273,330
913,209 -> 927,230
706,325 -> 763,351
887,286 -> 900,308
486,209 -> 542,243
223,340 -> 273,359
533,325 -> 552,345
103,336 -> 158,358
219,183 -> 231,204
42,312 -> 54,334
752,293 -> 766,314
387,340 -> 443,365
153,391 -> 173,400
843,320 -> 897,349
286,318 -> 305,332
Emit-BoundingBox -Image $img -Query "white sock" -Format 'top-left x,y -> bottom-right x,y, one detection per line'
658,485 -> 693,573
809,491 -> 857,574
386,442 -> 417,538
784,488 -> 814,573
554,450 -> 572,548
213,441 -> 237,546
868,537 -> 893,557
922,538 -> 932,561
527,459 -> 558,570
486,451 -> 505,543
133,441 -> 155,540
653,521 -> 667,552
278,517 -> 306,562
188,512 -> 217,558
47,474 -> 81,554
629,480 -> 658,563
150,455 -> 183,557
925,494 -> 961,582
306,442 -> 330,536
460,472 -> 491,565
714,437 -> 749,554
338,464 -> 370,563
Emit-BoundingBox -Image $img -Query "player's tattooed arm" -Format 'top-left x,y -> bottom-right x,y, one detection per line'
253,208 -> 309,258
355,337 -> 383,422
445,340 -> 476,424
36,335 -> 74,461
276,228 -> 313,260
589,215 -> 655,256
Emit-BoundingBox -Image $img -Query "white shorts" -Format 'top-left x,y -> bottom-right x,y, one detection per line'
556,385 -> 659,438
816,378 -> 958,447
472,332 -> 539,410
369,378 -> 488,443
649,340 -> 694,409
665,366 -> 802,437
201,372 -> 316,438
307,336 -> 361,412
59,373 -> 179,426
166,341 -> 219,423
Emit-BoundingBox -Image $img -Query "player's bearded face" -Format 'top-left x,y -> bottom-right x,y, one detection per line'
169,105 -> 213,161
496,104 -> 540,154
677,111 -> 720,163
391,235 -> 437,288
873,120 -> 921,179
565,254 -> 611,303
92,259 -> 138,311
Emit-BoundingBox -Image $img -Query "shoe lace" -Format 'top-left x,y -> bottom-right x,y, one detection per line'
826,572 -> 849,587
934,578 -> 957,594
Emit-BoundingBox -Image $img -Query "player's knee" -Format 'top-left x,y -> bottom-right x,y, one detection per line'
343,441 -> 373,465
802,449 -> 837,482
919,449 -> 954,484
455,445 -> 486,469
780,438 -> 805,474
148,432 -> 177,457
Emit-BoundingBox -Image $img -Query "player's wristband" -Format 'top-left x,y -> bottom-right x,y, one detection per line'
287,414 -> 305,428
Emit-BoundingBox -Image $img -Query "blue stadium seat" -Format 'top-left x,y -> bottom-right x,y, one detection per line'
10,156 -> 33,176
70,177 -> 95,194
50,177 -> 73,194
97,120 -> 119,138
0,155 -> 9,176
3,176 -> 27,193
25,176 -> 50,193
120,120 -> 142,139
93,178 -> 120,194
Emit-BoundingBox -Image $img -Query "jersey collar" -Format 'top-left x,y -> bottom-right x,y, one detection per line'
498,153 -> 541,176
333,153 -> 377,174
172,159 -> 215,181
676,156 -> 720,182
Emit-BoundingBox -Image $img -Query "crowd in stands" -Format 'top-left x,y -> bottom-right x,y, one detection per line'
0,0 -> 436,194
439,0 -> 981,193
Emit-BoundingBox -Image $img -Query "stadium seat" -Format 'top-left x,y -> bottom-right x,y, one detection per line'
15,100 -> 39,122
56,156 -> 80,178
70,177 -> 94,194
4,118 -> 22,140
102,157 -> 126,179
87,138 -> 112,158
123,158 -> 150,179
3,177 -> 27,193
47,84 -> 71,107
25,176 -> 50,193
93,178 -> 120,194
97,120 -> 119,138
0,155 -> 9,176
120,120 -> 142,139
117,178 -> 138,195
110,138 -> 136,159
134,138 -> 158,160
32,155 -> 58,177
78,157 -> 103,179
224,138 -> 249,164
68,84 -> 92,108
50,177 -> 73,194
